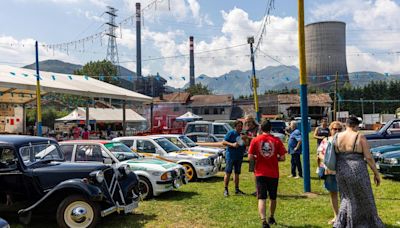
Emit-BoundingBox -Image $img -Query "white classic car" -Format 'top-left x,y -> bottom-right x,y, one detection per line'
59,140 -> 187,199
113,136 -> 220,181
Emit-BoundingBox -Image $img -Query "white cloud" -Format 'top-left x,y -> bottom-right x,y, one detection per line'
73,9 -> 106,22
0,35 -> 79,68
310,0 -> 372,21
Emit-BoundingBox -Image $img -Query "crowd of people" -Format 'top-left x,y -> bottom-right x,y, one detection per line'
222,115 -> 384,228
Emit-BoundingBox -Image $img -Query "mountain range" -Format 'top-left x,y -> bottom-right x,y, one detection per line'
23,59 -> 399,97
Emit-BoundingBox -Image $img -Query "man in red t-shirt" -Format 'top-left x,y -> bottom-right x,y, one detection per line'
248,120 -> 287,228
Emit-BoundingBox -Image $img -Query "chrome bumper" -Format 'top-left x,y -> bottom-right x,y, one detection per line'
101,200 -> 139,217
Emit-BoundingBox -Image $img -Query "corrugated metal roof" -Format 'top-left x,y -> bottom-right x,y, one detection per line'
153,92 -> 190,104
190,94 -> 233,107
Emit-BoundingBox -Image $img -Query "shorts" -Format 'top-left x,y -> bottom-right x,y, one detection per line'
225,159 -> 243,174
324,175 -> 338,192
256,176 -> 279,200
248,159 -> 255,172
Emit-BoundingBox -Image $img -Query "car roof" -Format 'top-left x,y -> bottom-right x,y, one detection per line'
152,134 -> 183,138
0,135 -> 57,147
114,136 -> 162,140
187,121 -> 213,124
60,140 -> 111,145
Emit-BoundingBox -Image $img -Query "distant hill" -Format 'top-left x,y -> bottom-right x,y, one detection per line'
22,60 -> 400,97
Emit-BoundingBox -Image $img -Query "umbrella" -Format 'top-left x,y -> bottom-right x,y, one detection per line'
176,112 -> 203,122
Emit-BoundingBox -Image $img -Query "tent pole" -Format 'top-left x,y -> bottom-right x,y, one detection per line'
86,100 -> 90,130
123,100 -> 126,136
22,104 -> 26,134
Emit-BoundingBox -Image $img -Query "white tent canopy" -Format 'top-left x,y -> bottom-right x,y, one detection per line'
176,111 -> 203,122
0,65 -> 152,104
56,107 -> 146,123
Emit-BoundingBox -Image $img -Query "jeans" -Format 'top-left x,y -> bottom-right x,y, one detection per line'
291,154 -> 302,177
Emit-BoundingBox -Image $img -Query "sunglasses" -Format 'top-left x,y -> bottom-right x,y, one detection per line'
332,128 -> 342,131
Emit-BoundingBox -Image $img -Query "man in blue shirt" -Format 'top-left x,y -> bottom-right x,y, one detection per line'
222,120 -> 246,196
288,121 -> 303,178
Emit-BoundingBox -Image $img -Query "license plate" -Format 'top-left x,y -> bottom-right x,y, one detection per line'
124,201 -> 138,214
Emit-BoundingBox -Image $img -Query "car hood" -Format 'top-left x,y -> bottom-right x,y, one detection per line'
122,157 -> 179,171
381,151 -> 400,159
189,146 -> 223,154
31,162 -> 107,190
169,150 -> 214,159
371,144 -> 400,153
365,132 -> 381,139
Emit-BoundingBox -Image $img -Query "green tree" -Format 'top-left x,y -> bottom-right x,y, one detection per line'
185,83 -> 213,96
27,107 -> 69,128
74,60 -> 119,85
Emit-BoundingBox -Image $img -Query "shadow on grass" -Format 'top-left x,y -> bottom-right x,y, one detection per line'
377,197 -> 400,201
99,212 -> 157,228
278,224 -> 323,228
278,194 -> 308,200
197,176 -> 224,183
154,190 -> 199,201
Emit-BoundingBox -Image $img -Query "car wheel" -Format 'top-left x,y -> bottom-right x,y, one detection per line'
138,176 -> 153,200
181,163 -> 197,182
56,194 -> 100,228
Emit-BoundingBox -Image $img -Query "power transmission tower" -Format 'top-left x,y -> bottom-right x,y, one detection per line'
105,6 -> 120,75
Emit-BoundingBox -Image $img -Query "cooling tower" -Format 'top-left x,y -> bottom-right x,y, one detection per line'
305,21 -> 349,89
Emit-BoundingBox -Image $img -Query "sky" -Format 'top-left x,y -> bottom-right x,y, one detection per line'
1,0 -> 400,88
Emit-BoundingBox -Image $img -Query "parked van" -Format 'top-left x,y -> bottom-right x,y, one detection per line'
183,121 -> 233,141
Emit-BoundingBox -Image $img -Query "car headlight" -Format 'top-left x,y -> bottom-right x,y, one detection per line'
373,152 -> 381,158
389,158 -> 398,165
151,171 -> 163,176
118,164 -> 131,176
196,158 -> 211,166
89,170 -> 104,183
161,171 -> 173,180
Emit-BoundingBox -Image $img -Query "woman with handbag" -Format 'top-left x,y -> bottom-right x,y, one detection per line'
317,121 -> 342,225
333,116 -> 384,228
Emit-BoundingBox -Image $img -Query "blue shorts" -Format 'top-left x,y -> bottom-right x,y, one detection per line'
324,175 -> 338,192
225,159 -> 243,174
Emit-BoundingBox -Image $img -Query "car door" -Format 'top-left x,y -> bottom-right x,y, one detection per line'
74,145 -> 107,163
59,144 -> 75,162
382,120 -> 400,146
0,146 -> 33,211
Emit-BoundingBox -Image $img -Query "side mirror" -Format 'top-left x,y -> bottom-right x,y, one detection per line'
103,157 -> 113,164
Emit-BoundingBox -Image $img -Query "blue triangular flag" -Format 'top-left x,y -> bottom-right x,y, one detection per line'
181,76 -> 185,81
9,72 -> 16,76
51,75 -> 56,80
22,73 -> 29,77
84,75 -> 89,80
169,76 -> 173,80
68,75 -> 73,80
199,75 -> 204,79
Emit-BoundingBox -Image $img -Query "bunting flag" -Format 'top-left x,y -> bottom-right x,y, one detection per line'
84,75 -> 89,80
181,76 -> 185,81
51,75 -> 56,80
68,75 -> 73,80
30,94 -> 33,98
286,77 -> 290,81
198,75 -> 204,79
22,73 -> 29,77
169,76 -> 173,80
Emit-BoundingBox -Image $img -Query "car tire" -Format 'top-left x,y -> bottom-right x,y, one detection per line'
138,176 -> 153,200
181,163 -> 197,182
56,194 -> 100,228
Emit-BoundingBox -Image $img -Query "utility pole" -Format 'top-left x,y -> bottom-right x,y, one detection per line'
247,36 -> 261,123
333,71 -> 338,121
361,98 -> 364,118
35,41 -> 42,136
135,3 -> 141,91
298,0 -> 311,193
189,36 -> 195,87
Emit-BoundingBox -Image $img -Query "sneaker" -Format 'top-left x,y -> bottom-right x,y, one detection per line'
268,217 -> 276,225
251,191 -> 257,196
235,189 -> 246,195
224,188 -> 229,197
262,221 -> 270,228
294,176 -> 300,179
287,175 -> 295,178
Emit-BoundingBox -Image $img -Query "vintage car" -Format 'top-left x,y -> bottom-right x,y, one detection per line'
0,217 -> 9,228
113,136 -> 220,181
153,134 -> 225,156
59,140 -> 187,199
377,150 -> 400,178
184,121 -> 233,141
0,136 -> 139,228
366,119 -> 400,148
370,143 -> 400,162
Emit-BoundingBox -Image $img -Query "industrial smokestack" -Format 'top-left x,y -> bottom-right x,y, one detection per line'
305,21 -> 349,89
189,36 -> 195,87
135,2 -> 141,91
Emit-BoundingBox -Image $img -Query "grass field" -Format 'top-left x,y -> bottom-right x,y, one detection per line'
11,135 -> 400,227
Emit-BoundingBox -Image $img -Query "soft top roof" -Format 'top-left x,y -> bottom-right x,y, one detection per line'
0,135 -> 57,147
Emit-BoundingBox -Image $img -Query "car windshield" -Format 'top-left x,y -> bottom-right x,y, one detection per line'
179,136 -> 197,147
154,138 -> 181,153
104,143 -> 141,159
19,143 -> 64,166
